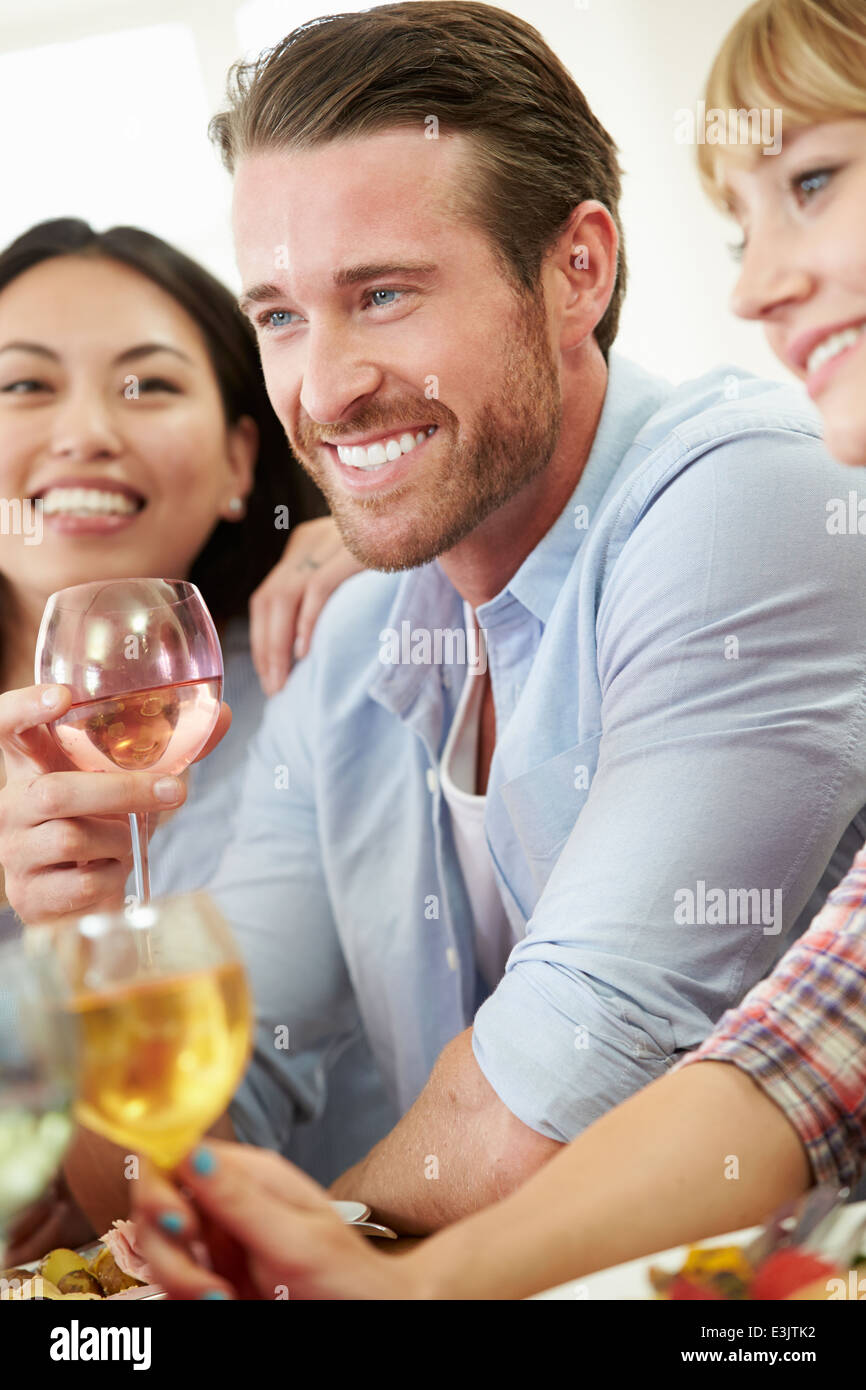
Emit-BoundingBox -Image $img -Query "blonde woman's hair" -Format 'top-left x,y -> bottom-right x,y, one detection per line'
698,0 -> 866,210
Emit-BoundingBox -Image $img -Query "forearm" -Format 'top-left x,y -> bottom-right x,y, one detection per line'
405,1060 -> 811,1299
329,1028 -> 562,1233
63,1126 -> 135,1235
64,1110 -> 237,1235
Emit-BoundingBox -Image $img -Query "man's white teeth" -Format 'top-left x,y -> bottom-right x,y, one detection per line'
337,425 -> 437,471
41,487 -> 140,517
807,323 -> 866,376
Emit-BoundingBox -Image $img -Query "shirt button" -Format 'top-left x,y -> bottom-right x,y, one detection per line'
445,946 -> 458,971
426,767 -> 439,794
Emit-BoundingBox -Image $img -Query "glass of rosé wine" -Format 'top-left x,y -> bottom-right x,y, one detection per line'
34,579 -> 223,908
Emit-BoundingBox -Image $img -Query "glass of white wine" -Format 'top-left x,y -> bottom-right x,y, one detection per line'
0,938 -> 79,1265
28,894 -> 253,1171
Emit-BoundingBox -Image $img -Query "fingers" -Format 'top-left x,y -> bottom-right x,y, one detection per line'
19,768 -> 187,824
135,1159 -> 238,1301
249,583 -> 303,697
294,550 -> 364,662
136,1157 -> 202,1240
17,814 -> 133,871
166,1143 -> 343,1268
0,684 -> 73,775
11,860 -> 130,924
182,1142 -> 333,1211
5,814 -> 133,921
0,771 -> 186,924
136,1224 -> 237,1301
249,514 -> 364,695
135,1143 -> 400,1301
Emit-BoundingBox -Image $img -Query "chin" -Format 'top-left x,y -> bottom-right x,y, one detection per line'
823,413 -> 866,469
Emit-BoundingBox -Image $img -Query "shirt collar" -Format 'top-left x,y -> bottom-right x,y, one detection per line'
487,352 -> 671,626
368,352 -> 672,711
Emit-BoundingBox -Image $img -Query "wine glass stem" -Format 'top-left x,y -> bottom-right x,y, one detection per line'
128,812 -> 151,906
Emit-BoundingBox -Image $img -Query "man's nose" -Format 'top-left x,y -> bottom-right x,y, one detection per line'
298,322 -> 383,426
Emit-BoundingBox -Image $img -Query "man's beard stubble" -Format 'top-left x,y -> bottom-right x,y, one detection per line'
291,287 -> 563,572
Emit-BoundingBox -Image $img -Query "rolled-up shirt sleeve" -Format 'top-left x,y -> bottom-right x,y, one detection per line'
472,430 -> 866,1141
672,846 -> 866,1191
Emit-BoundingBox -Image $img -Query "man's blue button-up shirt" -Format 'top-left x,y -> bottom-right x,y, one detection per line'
215,352 -> 866,1153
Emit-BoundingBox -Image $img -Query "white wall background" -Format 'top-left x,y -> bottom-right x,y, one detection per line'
0,0 -> 787,385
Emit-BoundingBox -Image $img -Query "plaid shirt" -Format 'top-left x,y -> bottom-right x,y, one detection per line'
673,844 -> 866,1189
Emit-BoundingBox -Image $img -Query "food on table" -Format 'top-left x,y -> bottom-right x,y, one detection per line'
57,1269 -> 105,1297
91,1246 -> 142,1294
0,1218 -> 156,1299
650,1241 -> 849,1300
0,1272 -> 100,1300
40,1246 -> 91,1286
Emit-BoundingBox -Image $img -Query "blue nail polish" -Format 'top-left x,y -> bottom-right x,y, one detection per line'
190,1146 -> 217,1176
199,1290 -> 229,1300
157,1211 -> 184,1234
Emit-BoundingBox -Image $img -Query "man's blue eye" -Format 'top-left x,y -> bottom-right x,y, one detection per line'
269,311 -> 293,327
369,289 -> 399,306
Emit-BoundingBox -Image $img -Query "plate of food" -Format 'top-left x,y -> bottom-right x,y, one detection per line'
1,1220 -> 162,1300
1,1200 -> 377,1300
532,1199 -> 866,1300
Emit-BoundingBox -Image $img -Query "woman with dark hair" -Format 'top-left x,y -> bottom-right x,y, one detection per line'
0,214 -> 358,934
0,218 -> 380,1259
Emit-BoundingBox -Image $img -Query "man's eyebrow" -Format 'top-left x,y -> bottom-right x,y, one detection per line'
332,260 -> 438,289
238,262 -> 439,315
0,340 -> 193,365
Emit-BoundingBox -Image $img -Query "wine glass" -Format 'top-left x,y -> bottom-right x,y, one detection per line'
34,579 -> 223,907
29,894 -> 253,1171
0,938 -> 79,1268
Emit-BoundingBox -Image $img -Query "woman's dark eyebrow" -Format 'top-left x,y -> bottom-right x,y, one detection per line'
0,340 -> 59,359
114,342 -> 194,366
0,340 -> 193,365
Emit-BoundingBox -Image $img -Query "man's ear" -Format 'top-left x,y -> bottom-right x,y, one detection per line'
549,199 -> 619,353
221,413 -> 258,518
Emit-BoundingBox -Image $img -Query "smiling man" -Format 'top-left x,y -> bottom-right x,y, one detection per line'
8,1 -> 866,1236
193,0 -> 866,1230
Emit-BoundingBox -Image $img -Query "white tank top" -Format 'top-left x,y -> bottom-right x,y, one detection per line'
439,603 -> 515,989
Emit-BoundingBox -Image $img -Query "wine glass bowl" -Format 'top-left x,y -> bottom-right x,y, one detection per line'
35,579 -> 223,904
30,894 -> 253,1171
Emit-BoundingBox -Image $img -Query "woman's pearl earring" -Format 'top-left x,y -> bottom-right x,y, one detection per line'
227,497 -> 245,518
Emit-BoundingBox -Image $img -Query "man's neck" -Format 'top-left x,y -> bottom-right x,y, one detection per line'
438,347 -> 608,608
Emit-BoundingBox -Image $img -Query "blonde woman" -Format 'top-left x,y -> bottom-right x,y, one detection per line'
130,0 -> 866,1298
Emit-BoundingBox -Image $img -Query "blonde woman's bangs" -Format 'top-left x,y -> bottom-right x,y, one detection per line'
697,0 -> 866,212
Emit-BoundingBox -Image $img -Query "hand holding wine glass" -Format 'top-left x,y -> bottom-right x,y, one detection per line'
34,579 -> 224,907
0,682 -> 230,927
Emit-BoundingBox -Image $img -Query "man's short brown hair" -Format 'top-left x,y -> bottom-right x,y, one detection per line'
210,1 -> 627,358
